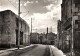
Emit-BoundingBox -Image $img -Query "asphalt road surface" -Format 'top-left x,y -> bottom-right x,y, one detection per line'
19,44 -> 47,56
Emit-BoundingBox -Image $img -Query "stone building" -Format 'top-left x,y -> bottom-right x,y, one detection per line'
30,32 -> 57,45
0,10 -> 30,48
57,20 -> 62,49
30,33 -> 39,44
57,0 -> 80,55
47,32 -> 57,45
30,33 -> 46,44
38,33 -> 46,44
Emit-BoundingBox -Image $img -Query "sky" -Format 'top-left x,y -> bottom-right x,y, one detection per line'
0,0 -> 62,34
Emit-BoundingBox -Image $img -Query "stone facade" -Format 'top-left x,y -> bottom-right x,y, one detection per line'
38,33 -> 46,44
0,10 -> 30,48
57,0 -> 80,55
47,32 -> 57,45
30,32 -> 57,45
57,20 -> 62,49
30,33 -> 39,44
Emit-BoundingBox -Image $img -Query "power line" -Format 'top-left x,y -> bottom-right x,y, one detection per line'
22,11 -> 29,18
21,5 -> 30,18
7,0 -> 18,10
7,0 -> 29,18
7,0 -> 27,18
24,5 -> 27,11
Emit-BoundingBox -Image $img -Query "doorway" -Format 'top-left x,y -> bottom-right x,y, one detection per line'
16,30 -> 18,45
20,31 -> 23,45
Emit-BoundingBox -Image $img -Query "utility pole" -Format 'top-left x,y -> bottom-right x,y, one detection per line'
46,27 -> 48,44
30,18 -> 32,44
19,0 -> 20,17
46,27 -> 48,39
71,18 -> 74,56
51,26 -> 52,33
31,18 -> 32,34
47,27 -> 48,34
18,0 -> 20,49
71,0 -> 74,56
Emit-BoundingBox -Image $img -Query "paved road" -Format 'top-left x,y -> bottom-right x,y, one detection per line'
19,44 -> 47,56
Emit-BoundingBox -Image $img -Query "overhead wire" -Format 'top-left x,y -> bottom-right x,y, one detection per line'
7,0 -> 18,10
7,0 -> 31,22
22,3 -> 30,18
7,0 -> 30,18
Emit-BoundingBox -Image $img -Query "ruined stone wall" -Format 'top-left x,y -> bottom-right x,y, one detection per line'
61,0 -> 80,53
0,10 -> 30,47
9,10 -> 30,45
0,10 -> 12,44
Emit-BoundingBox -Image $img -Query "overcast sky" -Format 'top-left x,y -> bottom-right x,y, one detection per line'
0,0 -> 62,34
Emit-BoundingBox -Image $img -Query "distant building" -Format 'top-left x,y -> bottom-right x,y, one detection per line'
38,33 -> 46,44
30,33 -> 39,44
47,32 -> 57,45
30,32 -> 57,45
0,10 -> 30,48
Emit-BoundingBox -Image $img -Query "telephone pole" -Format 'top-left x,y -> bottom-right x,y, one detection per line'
18,0 -> 20,49
71,0 -> 74,56
51,26 -> 52,33
30,18 -> 32,44
46,27 -> 48,44
18,0 -> 20,17
31,18 -> 32,34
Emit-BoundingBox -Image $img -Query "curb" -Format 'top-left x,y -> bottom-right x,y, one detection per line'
0,45 -> 37,56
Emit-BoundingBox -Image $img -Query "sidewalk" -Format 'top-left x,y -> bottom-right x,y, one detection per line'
49,45 -> 66,56
0,44 -> 36,56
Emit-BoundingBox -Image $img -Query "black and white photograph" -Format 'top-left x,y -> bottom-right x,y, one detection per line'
0,0 -> 80,56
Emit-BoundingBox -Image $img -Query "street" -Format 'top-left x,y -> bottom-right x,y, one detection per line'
1,0 -> 80,56
19,44 -> 49,56
0,44 -> 66,56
